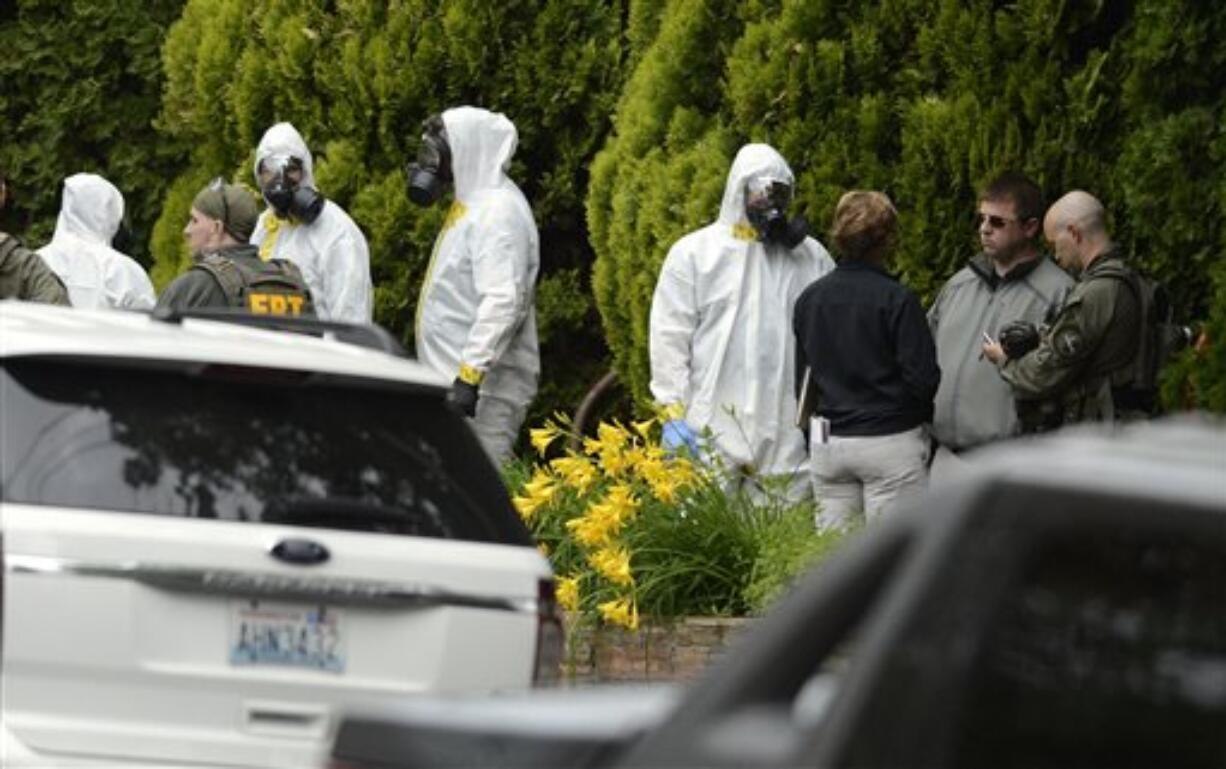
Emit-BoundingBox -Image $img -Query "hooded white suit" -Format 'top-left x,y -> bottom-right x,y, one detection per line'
415,107 -> 540,464
649,144 -> 834,493
38,173 -> 155,310
250,123 -> 373,323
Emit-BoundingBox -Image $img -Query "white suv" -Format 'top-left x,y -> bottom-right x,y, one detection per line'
0,302 -> 561,768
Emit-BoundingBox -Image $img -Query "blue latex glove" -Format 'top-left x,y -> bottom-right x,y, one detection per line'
661,419 -> 700,456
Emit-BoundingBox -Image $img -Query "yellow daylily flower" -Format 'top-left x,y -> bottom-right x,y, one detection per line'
522,469 -> 558,503
550,454 -> 599,494
632,417 -> 657,442
566,511 -> 617,547
597,421 -> 631,451
588,546 -> 633,586
649,475 -> 681,504
603,483 -> 640,520
513,493 -> 546,522
556,576 -> 580,612
598,597 -> 639,630
530,423 -> 563,457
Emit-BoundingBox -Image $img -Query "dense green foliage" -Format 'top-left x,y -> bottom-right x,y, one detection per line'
0,0 -> 187,264
5,0 -> 1223,422
153,0 -> 631,432
588,0 -> 1226,412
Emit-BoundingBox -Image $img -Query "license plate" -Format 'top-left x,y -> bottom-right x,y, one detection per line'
229,600 -> 345,673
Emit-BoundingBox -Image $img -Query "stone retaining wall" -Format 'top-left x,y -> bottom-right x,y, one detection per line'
561,616 -> 753,684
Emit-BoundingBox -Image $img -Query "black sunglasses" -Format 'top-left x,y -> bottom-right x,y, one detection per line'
976,212 -> 1018,229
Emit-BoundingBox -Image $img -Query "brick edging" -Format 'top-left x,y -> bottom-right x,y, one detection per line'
560,615 -> 754,684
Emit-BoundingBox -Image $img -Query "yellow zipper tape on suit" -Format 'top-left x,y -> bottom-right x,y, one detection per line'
414,200 -> 469,343
258,215 -> 291,262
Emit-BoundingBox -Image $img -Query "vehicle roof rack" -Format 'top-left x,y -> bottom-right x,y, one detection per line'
150,307 -> 407,357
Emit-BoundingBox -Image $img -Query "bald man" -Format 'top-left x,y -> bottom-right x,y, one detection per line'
982,190 -> 1143,428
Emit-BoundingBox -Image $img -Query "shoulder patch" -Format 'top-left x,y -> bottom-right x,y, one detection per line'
1053,326 -> 1084,359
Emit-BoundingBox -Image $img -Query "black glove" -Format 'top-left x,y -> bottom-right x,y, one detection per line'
998,319 -> 1040,359
446,378 -> 479,418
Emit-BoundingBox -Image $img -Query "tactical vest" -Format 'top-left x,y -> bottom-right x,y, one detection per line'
1055,261 -> 1143,427
1015,260 -> 1146,433
194,254 -> 315,317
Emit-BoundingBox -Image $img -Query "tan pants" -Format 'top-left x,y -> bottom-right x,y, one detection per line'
808,425 -> 928,532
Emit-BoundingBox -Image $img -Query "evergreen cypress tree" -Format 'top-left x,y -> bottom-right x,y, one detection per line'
0,0 -> 187,263
587,0 -> 1226,412
154,0 -> 630,433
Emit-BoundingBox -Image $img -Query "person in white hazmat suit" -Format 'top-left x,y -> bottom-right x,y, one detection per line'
249,122 -> 373,322
38,173 -> 155,310
649,143 -> 834,499
407,107 -> 540,464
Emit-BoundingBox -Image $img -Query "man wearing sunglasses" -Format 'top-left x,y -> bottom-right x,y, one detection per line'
983,190 -> 1142,428
927,172 -> 1072,480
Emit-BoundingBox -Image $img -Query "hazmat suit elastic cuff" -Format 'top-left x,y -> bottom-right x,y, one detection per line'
458,363 -> 485,386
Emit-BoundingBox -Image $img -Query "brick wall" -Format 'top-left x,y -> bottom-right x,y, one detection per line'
561,616 -> 752,684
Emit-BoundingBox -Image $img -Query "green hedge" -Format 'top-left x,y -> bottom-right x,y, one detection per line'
587,0 -> 1226,412
0,0 -> 187,264
5,0 -> 1224,420
153,0 -> 632,435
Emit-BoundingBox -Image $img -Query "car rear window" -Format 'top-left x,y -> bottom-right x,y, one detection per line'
0,358 -> 532,546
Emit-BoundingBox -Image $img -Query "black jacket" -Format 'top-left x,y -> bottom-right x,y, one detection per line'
793,259 -> 940,436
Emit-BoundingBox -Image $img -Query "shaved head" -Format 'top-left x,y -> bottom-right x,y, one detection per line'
1043,190 -> 1112,272
1046,190 -> 1106,237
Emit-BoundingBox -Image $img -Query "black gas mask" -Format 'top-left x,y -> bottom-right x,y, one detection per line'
257,154 -> 324,223
406,114 -> 453,207
745,178 -> 809,250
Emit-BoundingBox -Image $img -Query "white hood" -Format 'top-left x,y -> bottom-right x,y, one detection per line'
253,122 -> 317,188
51,173 -> 124,246
442,107 -> 518,201
716,143 -> 795,228
39,174 -> 155,311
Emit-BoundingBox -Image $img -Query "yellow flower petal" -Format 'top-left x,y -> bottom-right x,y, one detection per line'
632,417 -> 657,441
556,576 -> 580,613
530,424 -> 561,457
598,597 -> 639,630
588,546 -> 633,586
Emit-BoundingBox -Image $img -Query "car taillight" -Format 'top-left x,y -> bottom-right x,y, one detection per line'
533,577 -> 564,686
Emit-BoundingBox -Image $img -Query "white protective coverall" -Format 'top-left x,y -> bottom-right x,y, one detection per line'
38,173 -> 155,310
250,122 -> 373,323
649,144 -> 835,496
415,107 -> 540,464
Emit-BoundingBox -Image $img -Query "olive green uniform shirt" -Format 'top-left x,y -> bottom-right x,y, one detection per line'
0,232 -> 71,305
156,244 -> 315,317
998,251 -> 1141,424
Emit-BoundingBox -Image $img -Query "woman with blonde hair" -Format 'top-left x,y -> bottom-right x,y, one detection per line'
792,191 -> 940,530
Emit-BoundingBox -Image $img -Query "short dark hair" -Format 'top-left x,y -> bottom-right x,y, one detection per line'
981,172 -> 1043,222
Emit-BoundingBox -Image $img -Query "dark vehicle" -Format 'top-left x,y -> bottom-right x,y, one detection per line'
333,418 -> 1226,769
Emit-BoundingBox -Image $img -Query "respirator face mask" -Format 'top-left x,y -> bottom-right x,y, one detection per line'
745,177 -> 809,250
258,154 -> 323,223
406,114 -> 453,207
